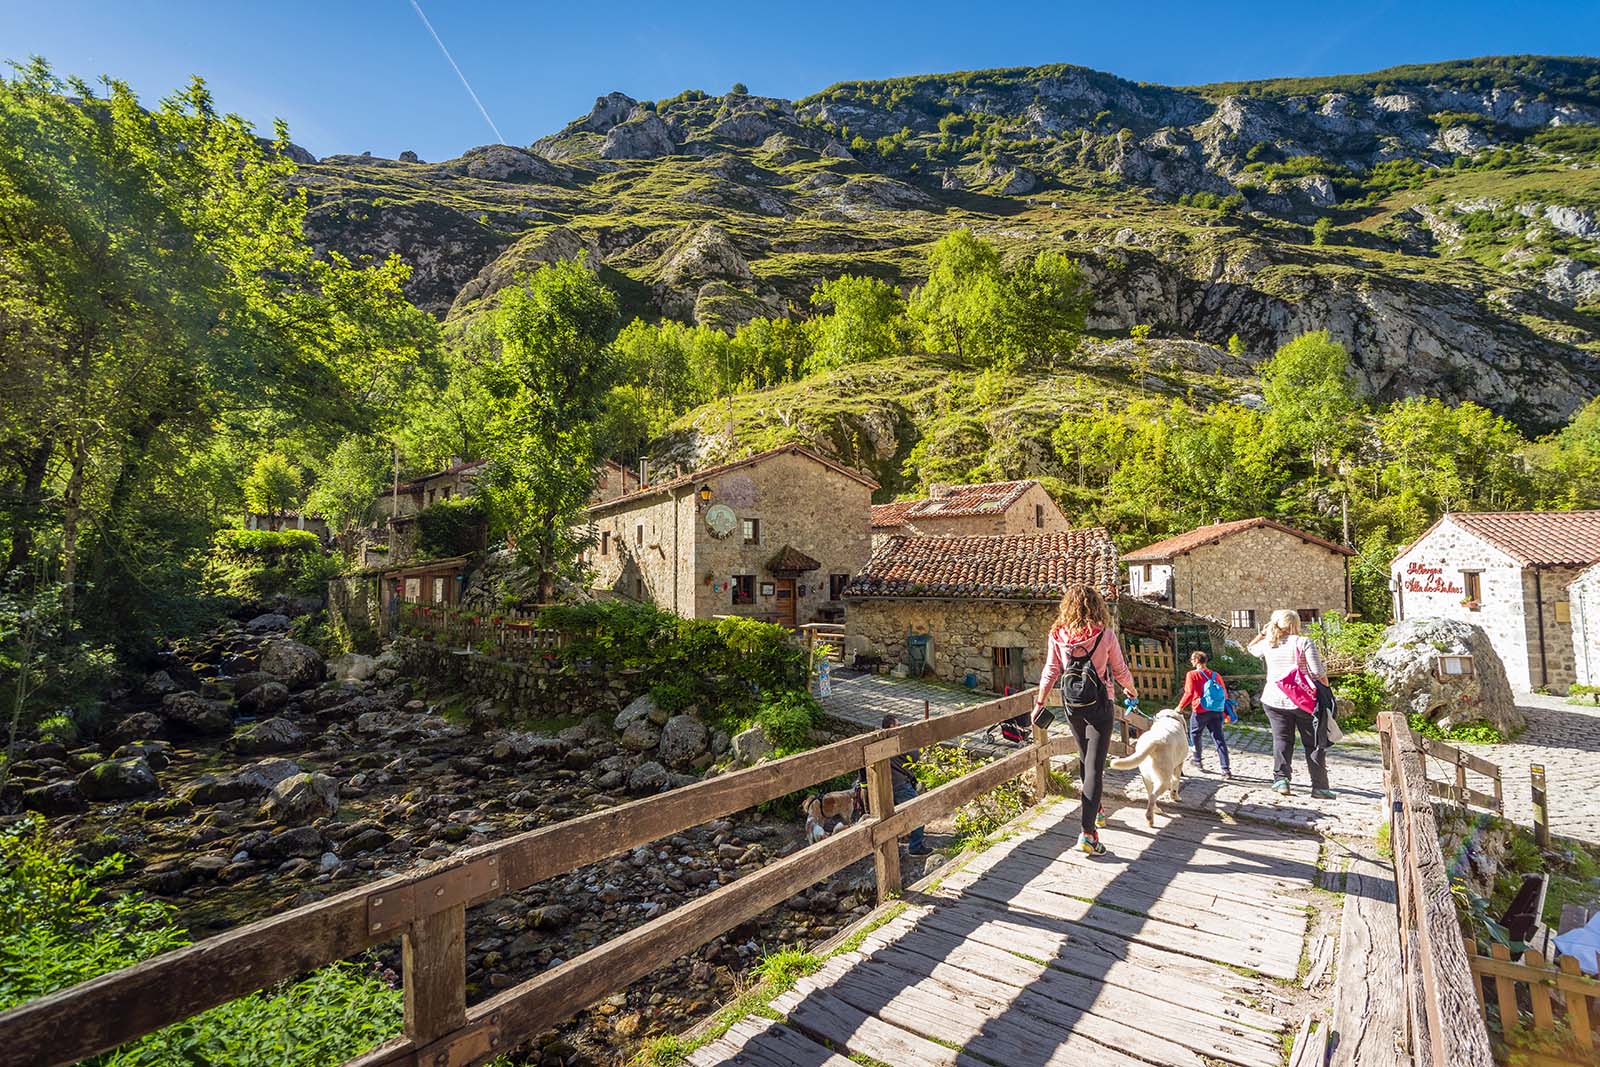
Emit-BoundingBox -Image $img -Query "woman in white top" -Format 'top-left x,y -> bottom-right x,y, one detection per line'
1247,609 -> 1334,798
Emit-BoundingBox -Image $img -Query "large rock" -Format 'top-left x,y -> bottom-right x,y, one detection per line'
1370,618 -> 1525,736
658,715 -> 709,767
22,781 -> 88,815
229,717 -> 308,756
620,719 -> 662,752
731,726 -> 774,766
599,113 -> 677,160
626,760 -> 670,795
260,639 -> 325,691
102,711 -> 169,748
326,653 -> 379,683
184,758 -> 303,804
260,772 -> 340,824
159,692 -> 234,736
614,694 -> 657,732
236,681 -> 289,717
78,757 -> 159,801
245,612 -> 291,633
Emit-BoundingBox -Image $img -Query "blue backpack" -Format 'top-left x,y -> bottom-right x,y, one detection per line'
1199,669 -> 1227,713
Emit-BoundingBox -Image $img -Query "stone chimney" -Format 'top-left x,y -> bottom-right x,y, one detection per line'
928,483 -> 954,500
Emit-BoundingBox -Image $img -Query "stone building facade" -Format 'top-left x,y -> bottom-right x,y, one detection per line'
585,445 -> 875,626
1570,562 -> 1600,688
1392,511 -> 1600,693
869,480 -> 1069,550
380,459 -> 486,520
1124,518 -> 1353,641
843,530 -> 1121,693
592,460 -> 642,503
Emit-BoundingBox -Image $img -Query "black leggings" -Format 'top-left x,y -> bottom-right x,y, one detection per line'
1068,701 -> 1115,836
1265,704 -> 1330,790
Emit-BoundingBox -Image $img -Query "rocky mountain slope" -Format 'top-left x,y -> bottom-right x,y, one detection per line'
296,56 -> 1600,428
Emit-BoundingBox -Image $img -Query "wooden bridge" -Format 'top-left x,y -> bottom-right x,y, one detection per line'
0,694 -> 1511,1067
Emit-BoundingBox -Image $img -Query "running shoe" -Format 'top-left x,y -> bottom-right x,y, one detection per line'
1272,778 -> 1292,795
1077,832 -> 1107,856
1311,788 -> 1337,799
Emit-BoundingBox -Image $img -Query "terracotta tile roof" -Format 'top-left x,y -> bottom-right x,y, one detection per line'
767,544 -> 821,573
587,444 -> 877,515
1445,511 -> 1600,567
1123,517 -> 1354,562
870,499 -> 923,529
397,459 -> 486,494
845,530 -> 1119,601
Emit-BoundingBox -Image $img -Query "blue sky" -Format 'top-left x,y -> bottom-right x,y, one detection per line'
3,1 -> 1597,161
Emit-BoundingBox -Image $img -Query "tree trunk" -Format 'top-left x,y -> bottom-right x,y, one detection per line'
3,440 -> 53,582
60,437 -> 86,622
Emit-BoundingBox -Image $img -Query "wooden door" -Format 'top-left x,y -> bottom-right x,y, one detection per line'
774,579 -> 797,628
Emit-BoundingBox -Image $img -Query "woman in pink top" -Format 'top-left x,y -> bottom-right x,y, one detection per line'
1033,584 -> 1138,856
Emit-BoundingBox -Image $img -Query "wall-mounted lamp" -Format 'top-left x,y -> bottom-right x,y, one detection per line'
698,483 -> 713,505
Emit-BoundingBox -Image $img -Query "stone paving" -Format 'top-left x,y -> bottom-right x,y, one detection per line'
822,673 -> 1600,846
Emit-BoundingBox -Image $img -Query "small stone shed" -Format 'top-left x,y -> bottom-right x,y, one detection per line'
844,530 -> 1116,693
1392,510 -> 1600,693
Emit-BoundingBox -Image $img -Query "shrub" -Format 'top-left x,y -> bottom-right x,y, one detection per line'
416,497 -> 486,559
0,817 -> 402,1064
205,529 -> 330,601
1408,713 -> 1504,744
1305,616 -> 1387,673
1333,671 -> 1387,728
910,744 -> 1026,846
34,714 -> 77,746
1312,217 -> 1333,246
649,676 -> 700,714
754,690 -> 820,752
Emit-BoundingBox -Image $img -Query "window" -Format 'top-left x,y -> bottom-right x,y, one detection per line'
441,486 -> 451,500
1462,571 -> 1482,609
633,577 -> 645,601
829,573 -> 850,601
635,523 -> 644,546
1229,609 -> 1256,629
1142,564 -> 1153,582
742,518 -> 760,545
1296,608 -> 1321,623
600,531 -> 610,556
1034,504 -> 1044,529
732,575 -> 756,605
432,577 -> 445,604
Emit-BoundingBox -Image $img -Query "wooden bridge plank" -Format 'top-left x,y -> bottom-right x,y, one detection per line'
690,1018 -> 856,1067
772,983 -> 990,1067
1328,854 -> 1411,1067
806,954 -> 1154,1067
857,924 -> 1284,1067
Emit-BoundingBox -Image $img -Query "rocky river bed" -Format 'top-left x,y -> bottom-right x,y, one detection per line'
1,610 -> 938,1065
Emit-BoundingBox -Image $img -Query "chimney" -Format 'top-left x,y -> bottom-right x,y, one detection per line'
929,483 -> 954,500
448,455 -> 462,469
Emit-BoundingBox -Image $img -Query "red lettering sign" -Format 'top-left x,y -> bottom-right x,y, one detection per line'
1401,560 -> 1463,595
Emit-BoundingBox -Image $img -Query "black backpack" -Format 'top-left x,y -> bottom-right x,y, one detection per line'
1058,629 -> 1108,711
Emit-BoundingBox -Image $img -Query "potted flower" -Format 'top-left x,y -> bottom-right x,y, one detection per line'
1459,597 -> 1480,611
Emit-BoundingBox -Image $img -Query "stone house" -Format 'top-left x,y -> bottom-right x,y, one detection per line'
869,480 -> 1070,550
843,530 -> 1123,694
1124,518 -> 1354,641
381,459 -> 486,520
1570,561 -> 1600,688
584,444 -> 876,627
245,509 -> 330,544
1392,511 -> 1600,693
592,459 -> 642,504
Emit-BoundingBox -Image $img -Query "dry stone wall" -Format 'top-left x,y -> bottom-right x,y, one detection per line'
392,636 -> 633,722
846,598 -> 1058,692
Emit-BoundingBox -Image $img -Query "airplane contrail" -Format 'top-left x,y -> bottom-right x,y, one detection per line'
408,0 -> 507,145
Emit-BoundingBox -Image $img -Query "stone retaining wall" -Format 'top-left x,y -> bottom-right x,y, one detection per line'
328,572 -> 384,653
392,636 -> 633,721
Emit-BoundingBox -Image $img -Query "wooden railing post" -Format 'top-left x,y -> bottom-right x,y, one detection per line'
864,739 -> 901,903
1032,721 -> 1055,797
403,905 -> 467,1047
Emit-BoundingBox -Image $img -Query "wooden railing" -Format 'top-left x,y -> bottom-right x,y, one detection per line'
0,690 -> 1101,1067
1377,712 -> 1496,1067
1466,940 -> 1600,1065
1417,735 -> 1504,814
401,605 -> 569,659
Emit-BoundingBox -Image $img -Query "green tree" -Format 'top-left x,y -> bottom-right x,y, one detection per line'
304,436 -> 391,553
730,82 -> 749,95
1227,333 -> 1247,357
908,228 -> 1004,364
1312,217 -> 1333,246
475,258 -> 621,601
1528,395 -> 1600,509
806,274 -> 908,372
1129,323 -> 1154,388
242,454 -> 303,526
1260,331 -> 1362,464
999,250 -> 1089,366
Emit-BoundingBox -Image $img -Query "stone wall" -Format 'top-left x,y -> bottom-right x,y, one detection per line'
1392,520 -> 1534,690
899,483 -> 1071,539
1521,564 -> 1583,692
589,494 -> 689,611
845,597 -> 1059,692
327,572 -> 384,653
1571,564 -> 1600,687
392,636 -> 634,721
1170,525 -> 1348,641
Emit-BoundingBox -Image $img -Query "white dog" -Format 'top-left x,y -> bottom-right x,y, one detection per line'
1109,708 -> 1190,826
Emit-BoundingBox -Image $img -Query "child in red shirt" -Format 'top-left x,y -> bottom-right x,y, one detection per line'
1176,650 -> 1232,778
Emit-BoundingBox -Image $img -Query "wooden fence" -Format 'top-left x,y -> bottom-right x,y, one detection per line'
1465,940 -> 1600,1066
0,690 -> 1139,1067
1122,636 -> 1176,702
401,605 -> 568,659
1416,735 -> 1504,815
1377,711 -> 1497,1067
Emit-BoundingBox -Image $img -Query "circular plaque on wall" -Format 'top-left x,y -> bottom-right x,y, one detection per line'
705,503 -> 736,538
